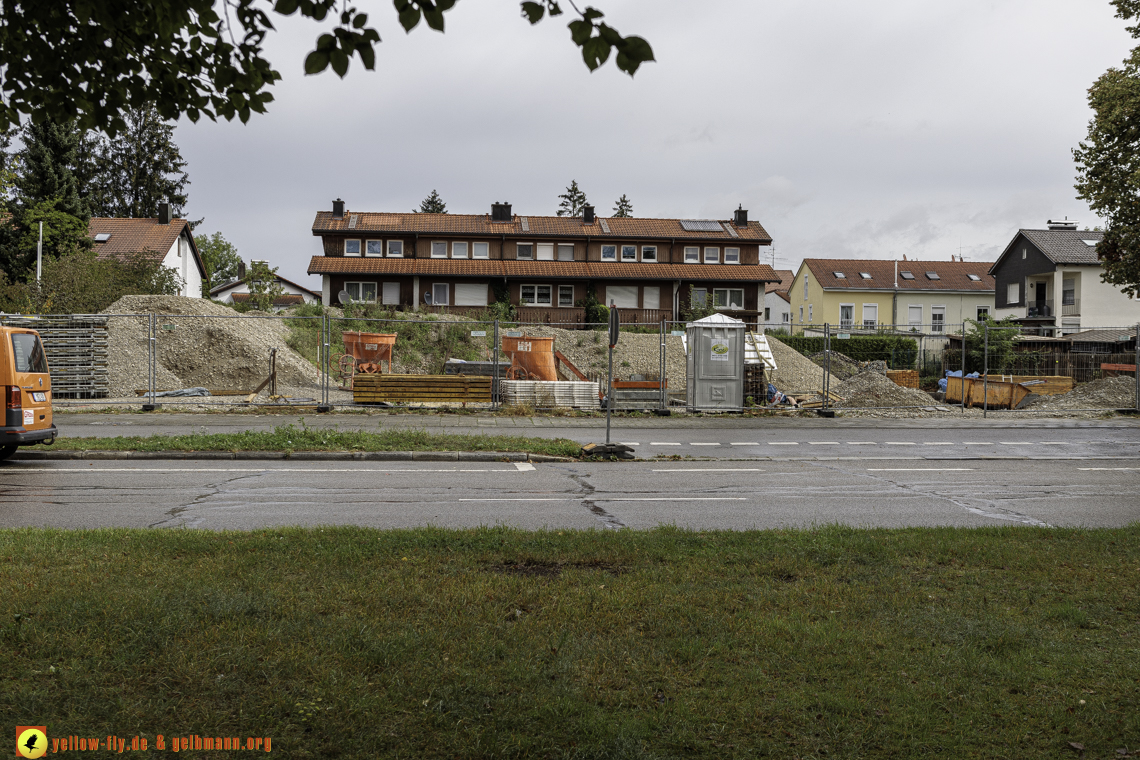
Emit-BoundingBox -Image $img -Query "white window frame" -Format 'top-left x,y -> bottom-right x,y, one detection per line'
345,281 -> 377,303
537,243 -> 554,261
382,282 -> 400,305
724,247 -> 740,264
451,241 -> 469,259
907,304 -> 923,326
601,244 -> 617,261
517,243 -> 534,260
692,288 -> 708,308
557,244 -> 574,261
558,284 -> 575,307
365,239 -> 383,257
808,304 -> 812,322
345,239 -> 362,256
621,245 -> 637,261
803,274 -> 809,299
862,303 -> 878,329
839,303 -> 854,329
799,306 -> 804,323
977,306 -> 989,320
387,240 -> 404,258
713,288 -> 744,310
1006,282 -> 1019,305
431,241 -> 447,258
431,283 -> 449,306
704,246 -> 720,264
641,245 -> 657,262
472,241 -> 489,259
930,305 -> 945,333
684,246 -> 700,263
520,283 -> 552,306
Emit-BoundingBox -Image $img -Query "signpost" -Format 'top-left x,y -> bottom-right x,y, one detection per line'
581,306 -> 635,459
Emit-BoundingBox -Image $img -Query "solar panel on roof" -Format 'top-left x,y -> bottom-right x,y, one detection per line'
680,219 -> 724,232
94,233 -> 111,242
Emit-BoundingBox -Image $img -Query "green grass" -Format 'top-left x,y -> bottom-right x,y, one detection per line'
48,423 -> 582,457
2,526 -> 1137,758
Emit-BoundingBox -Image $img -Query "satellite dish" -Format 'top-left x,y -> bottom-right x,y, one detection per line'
423,292 -> 433,305
338,290 -> 351,305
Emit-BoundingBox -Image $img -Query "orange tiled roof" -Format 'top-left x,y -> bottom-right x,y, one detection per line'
308,256 -> 779,282
803,259 -> 995,291
764,269 -> 795,293
312,210 -> 772,242
88,217 -> 205,277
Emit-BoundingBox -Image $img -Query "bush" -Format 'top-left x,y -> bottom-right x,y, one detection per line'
0,249 -> 181,314
575,288 -> 608,326
779,335 -> 920,369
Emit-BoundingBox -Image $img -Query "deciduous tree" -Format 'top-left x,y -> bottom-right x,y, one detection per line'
196,231 -> 243,295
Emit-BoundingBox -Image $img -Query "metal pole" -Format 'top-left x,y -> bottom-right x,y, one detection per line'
492,319 -> 500,411
1134,323 -> 1139,412
659,318 -> 666,411
823,323 -> 830,410
606,338 -> 614,444
960,322 -> 966,410
149,312 -> 156,405
36,222 -> 43,283
982,322 -> 989,418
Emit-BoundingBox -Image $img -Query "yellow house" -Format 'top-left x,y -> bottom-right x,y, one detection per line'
788,258 -> 996,333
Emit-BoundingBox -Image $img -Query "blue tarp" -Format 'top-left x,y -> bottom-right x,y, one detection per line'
939,370 -> 979,392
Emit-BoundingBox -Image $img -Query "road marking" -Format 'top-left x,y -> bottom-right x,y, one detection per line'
867,468 -> 975,472
809,441 -> 840,445
846,441 -> 877,445
18,467 -> 529,473
459,496 -> 749,502
962,442 -> 992,446
651,468 -> 763,472
922,442 -> 956,446
1000,442 -> 1034,445
730,442 -> 760,446
885,442 -> 916,445
619,442 -> 640,446
459,498 -> 576,501
514,462 -> 536,472
1078,467 -> 1140,471
1038,442 -> 1068,445
768,442 -> 799,446
690,442 -> 721,446
650,442 -> 682,446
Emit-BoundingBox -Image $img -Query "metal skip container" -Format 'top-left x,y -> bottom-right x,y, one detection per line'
686,313 -> 746,411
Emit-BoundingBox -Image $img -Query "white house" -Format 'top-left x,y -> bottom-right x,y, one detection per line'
88,203 -> 204,298
762,269 -> 794,331
210,267 -> 321,309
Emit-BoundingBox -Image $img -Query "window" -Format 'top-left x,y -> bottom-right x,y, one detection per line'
764,307 -> 771,321
704,247 -> 719,263
862,303 -> 877,328
859,272 -> 872,280
452,241 -> 469,259
517,243 -> 534,260
782,312 -> 790,324
908,305 -> 922,326
537,243 -> 554,261
1082,239 -> 1098,247
473,241 -> 489,259
558,285 -> 575,307
1022,249 -> 1027,259
93,232 -> 111,243
365,240 -> 383,256
724,247 -> 739,264
606,285 -> 638,308
1062,278 -> 1076,305
557,244 -> 574,261
684,246 -> 700,262
601,244 -> 617,261
387,240 -> 403,257
840,304 -> 854,329
799,306 -> 803,323
643,286 -> 661,310
833,271 -> 846,279
455,283 -> 489,306
345,239 -> 361,255
693,288 -> 708,308
621,245 -> 637,261
344,281 -> 377,303
641,245 -> 657,261
431,283 -> 449,306
966,274 -> 980,281
11,333 -> 47,373
899,271 -> 915,280
1007,282 -> 1019,305
803,274 -> 809,299
382,282 -> 400,305
925,271 -> 940,280
808,304 -> 813,322
431,241 -> 447,258
931,306 -> 945,333
976,306 -> 989,320
520,284 -> 552,306
713,288 -> 744,310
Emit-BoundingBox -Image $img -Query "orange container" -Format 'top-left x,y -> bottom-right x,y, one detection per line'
342,332 -> 396,370
502,335 -> 557,381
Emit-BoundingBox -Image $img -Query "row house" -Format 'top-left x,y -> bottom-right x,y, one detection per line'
307,200 -> 779,325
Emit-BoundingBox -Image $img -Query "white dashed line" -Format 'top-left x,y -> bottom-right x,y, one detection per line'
730,442 -> 760,446
1078,467 -> 1140,471
922,442 -> 956,446
690,442 -> 721,447
885,442 -> 916,445
846,442 -> 878,445
963,442 -> 993,446
1038,442 -> 1068,445
809,441 -> 840,445
619,442 -> 640,446
867,468 -> 976,472
650,442 -> 682,446
1000,442 -> 1034,446
768,442 -> 799,446
651,468 -> 763,472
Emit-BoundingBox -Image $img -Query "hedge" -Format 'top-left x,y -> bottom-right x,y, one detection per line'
776,335 -> 920,369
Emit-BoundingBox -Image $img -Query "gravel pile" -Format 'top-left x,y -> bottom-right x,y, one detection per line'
840,370 -> 936,408
804,351 -> 888,380
101,296 -> 321,397
1027,376 -> 1137,410
508,326 -> 686,387
767,337 -> 845,394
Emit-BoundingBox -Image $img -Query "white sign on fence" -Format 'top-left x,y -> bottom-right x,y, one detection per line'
470,330 -> 487,337
504,330 -> 523,338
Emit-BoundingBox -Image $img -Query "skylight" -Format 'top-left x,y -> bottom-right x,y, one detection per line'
1082,239 -> 1099,247
900,271 -> 915,280
967,274 -> 981,281
925,271 -> 940,280
94,233 -> 111,242
833,271 -> 846,279
859,272 -> 872,279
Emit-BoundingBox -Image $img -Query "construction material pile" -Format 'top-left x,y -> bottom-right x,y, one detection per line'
1025,376 -> 1137,411
767,337 -> 845,394
840,370 -> 936,408
805,351 -> 888,380
100,296 -> 322,398
509,326 -> 686,386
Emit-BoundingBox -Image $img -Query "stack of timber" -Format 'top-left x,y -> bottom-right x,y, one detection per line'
353,373 -> 492,405
503,380 -> 599,408
885,369 -> 920,389
0,315 -> 109,398
443,359 -> 510,399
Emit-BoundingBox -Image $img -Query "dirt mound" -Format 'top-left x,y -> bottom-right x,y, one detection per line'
506,325 -> 686,386
101,296 -> 321,397
767,337 -> 844,394
840,370 -> 935,408
1030,376 -> 1137,410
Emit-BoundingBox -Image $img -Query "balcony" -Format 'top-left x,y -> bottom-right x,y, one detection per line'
1061,297 -> 1080,317
1026,299 -> 1054,318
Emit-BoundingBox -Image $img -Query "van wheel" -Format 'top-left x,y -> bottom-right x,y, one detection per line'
0,444 -> 17,461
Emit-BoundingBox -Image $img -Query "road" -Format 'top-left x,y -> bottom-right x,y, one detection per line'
2,458 -> 1137,531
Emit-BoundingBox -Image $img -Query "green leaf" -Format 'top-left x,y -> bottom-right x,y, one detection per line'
358,44 -> 376,70
330,49 -> 349,77
520,2 -> 545,23
423,8 -> 445,31
352,12 -> 368,29
581,37 -> 610,71
274,0 -> 300,15
304,50 -> 330,74
396,0 -> 421,31
568,18 -> 592,46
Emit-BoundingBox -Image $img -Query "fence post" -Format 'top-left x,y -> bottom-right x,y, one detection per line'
960,323 -> 966,410
492,319 -> 499,411
1134,323 -> 1139,412
982,322 -> 989,418
323,313 -> 330,407
823,323 -> 830,411
659,318 -> 667,411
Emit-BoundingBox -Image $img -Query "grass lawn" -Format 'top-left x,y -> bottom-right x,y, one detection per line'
47,423 -> 582,458
2,526 -> 1137,758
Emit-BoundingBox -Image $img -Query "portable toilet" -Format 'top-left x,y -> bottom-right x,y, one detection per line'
686,313 -> 746,411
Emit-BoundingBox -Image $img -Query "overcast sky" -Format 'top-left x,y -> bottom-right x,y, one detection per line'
174,0 -> 1135,287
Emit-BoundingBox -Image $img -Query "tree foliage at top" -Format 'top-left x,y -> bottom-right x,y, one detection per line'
612,194 -> 633,218
1074,0 -> 1140,297
418,189 -> 447,214
15,119 -> 88,218
0,249 -> 181,314
196,231 -> 243,296
0,1 -> 653,136
557,180 -> 589,217
243,259 -> 285,311
89,106 -> 191,219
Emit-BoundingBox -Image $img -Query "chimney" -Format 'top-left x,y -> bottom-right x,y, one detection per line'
733,205 -> 748,226
158,200 -> 172,225
332,198 -> 345,220
1047,218 -> 1077,230
491,202 -> 512,222
583,205 -> 595,224
237,261 -> 246,279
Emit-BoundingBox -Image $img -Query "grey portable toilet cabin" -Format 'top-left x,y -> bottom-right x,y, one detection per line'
686,313 -> 746,411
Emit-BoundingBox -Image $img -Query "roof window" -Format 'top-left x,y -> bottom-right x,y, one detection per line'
900,271 -> 915,280
925,271 -> 940,280
1082,239 -> 1098,247
859,272 -> 872,279
967,274 -> 981,281
833,271 -> 846,279
94,233 -> 111,242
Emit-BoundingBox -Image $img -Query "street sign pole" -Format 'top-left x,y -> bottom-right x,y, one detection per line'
606,306 -> 619,444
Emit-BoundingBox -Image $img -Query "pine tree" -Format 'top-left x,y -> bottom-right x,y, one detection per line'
90,105 -> 190,219
612,194 -> 633,218
418,189 -> 447,214
15,118 -> 87,218
557,180 -> 588,217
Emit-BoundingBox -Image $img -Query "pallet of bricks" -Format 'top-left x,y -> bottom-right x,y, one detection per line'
0,315 -> 109,398
352,373 -> 492,405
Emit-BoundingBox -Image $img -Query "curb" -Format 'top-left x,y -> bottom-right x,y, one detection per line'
11,450 -> 573,463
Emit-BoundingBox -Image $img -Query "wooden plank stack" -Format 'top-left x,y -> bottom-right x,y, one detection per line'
352,373 -> 492,404
885,369 -> 920,389
0,315 -> 109,398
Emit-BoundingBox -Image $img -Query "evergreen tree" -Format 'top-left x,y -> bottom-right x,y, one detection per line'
90,105 -> 190,219
418,189 -> 447,214
196,231 -> 243,296
557,180 -> 589,217
0,127 -> 18,209
612,194 -> 633,218
15,118 -> 87,218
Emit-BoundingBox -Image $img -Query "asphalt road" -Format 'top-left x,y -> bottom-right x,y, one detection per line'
2,458 -> 1137,531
